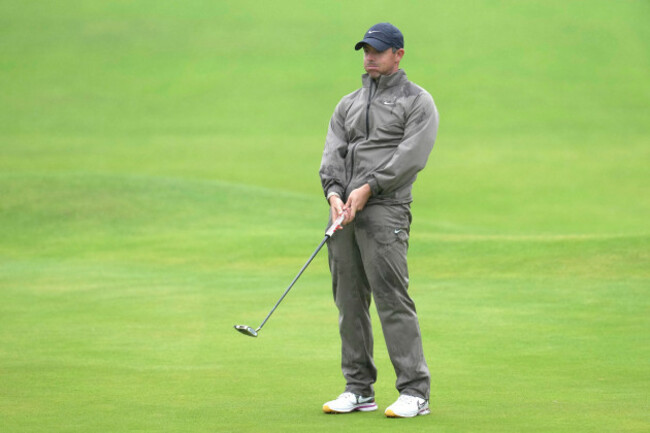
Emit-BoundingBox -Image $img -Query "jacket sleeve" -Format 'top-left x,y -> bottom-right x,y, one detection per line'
319,98 -> 349,199
367,91 -> 438,196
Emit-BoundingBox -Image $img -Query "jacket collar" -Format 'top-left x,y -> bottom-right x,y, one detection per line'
362,69 -> 407,89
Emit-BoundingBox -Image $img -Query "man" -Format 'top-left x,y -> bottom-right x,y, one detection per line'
319,23 -> 439,418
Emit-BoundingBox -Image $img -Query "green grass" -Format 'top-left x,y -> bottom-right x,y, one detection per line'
1,1 -> 648,432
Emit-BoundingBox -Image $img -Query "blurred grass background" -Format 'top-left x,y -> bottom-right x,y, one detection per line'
1,1 -> 648,432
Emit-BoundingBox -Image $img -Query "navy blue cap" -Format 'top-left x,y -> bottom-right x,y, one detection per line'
354,22 -> 404,51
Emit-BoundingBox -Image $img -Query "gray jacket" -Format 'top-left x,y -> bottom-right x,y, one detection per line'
320,69 -> 438,206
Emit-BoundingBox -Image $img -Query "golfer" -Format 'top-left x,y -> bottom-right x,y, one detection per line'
320,22 -> 439,418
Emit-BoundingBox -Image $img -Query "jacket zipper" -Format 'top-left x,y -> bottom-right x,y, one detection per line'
344,79 -> 376,198
365,79 -> 375,139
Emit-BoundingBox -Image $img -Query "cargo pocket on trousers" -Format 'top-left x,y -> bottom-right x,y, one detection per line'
374,226 -> 410,249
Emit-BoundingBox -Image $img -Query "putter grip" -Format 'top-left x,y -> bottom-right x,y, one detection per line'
325,214 -> 345,237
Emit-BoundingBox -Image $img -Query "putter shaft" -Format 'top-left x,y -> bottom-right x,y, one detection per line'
235,214 -> 344,337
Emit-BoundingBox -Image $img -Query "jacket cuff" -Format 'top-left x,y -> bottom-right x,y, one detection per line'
367,177 -> 381,196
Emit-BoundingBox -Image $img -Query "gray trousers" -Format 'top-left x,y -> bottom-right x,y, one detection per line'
326,203 -> 430,399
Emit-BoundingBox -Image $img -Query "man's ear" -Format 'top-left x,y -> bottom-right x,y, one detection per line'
395,48 -> 405,62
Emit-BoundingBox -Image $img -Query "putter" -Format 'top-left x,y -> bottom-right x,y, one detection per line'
234,214 -> 345,338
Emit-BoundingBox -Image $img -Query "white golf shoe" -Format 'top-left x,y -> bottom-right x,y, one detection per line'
322,392 -> 378,413
384,394 -> 430,418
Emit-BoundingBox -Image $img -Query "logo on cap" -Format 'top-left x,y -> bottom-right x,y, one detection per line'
354,22 -> 404,51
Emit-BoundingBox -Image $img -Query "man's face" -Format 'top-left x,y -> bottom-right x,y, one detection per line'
363,44 -> 405,78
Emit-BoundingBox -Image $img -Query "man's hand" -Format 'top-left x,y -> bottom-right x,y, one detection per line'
344,183 -> 372,224
328,194 -> 348,226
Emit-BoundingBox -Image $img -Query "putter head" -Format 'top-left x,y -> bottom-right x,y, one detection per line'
234,325 -> 258,337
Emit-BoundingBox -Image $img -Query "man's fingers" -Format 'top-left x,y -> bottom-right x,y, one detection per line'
332,207 -> 343,224
340,205 -> 354,225
329,196 -> 345,223
336,187 -> 369,226
332,203 -> 351,225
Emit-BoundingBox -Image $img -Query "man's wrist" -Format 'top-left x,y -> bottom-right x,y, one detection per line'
326,191 -> 341,201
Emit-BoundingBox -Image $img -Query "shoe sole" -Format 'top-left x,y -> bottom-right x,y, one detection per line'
323,403 -> 378,414
385,407 -> 430,418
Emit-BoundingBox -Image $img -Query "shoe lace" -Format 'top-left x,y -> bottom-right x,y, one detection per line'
397,395 -> 419,405
338,392 -> 372,404
338,392 -> 357,402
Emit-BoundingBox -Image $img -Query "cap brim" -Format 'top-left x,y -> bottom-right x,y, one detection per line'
354,37 -> 391,51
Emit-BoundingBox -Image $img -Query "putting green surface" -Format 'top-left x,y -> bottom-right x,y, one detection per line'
1,1 -> 648,432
